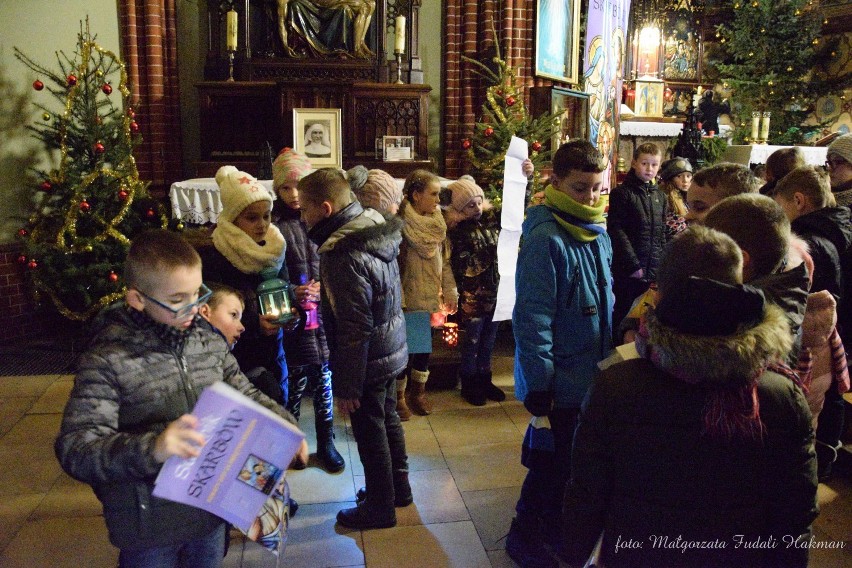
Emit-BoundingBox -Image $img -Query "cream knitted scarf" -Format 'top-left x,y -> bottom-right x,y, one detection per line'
212,220 -> 286,274
401,200 -> 447,259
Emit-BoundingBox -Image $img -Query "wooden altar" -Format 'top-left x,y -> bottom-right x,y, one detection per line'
196,0 -> 433,177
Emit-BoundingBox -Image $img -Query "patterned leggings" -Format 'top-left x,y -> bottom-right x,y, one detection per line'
286,362 -> 333,425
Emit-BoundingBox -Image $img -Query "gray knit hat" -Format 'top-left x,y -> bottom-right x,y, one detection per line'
659,157 -> 693,182
827,133 -> 852,166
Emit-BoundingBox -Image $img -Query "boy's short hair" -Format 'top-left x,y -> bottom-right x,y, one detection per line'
206,282 -> 245,310
657,225 -> 743,296
703,193 -> 790,278
765,147 -> 805,183
403,169 -> 440,203
552,140 -> 608,177
633,142 -> 661,160
298,168 -> 352,208
692,162 -> 760,199
774,166 -> 831,209
125,230 -> 201,292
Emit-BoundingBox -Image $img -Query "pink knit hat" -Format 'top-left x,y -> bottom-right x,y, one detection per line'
272,148 -> 312,188
354,169 -> 402,213
447,177 -> 485,211
216,165 -> 272,223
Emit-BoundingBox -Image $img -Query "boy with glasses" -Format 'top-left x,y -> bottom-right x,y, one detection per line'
56,229 -> 301,567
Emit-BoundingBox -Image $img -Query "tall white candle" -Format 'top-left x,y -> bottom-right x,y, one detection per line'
226,9 -> 238,51
751,112 -> 760,141
760,112 -> 771,141
394,16 -> 406,53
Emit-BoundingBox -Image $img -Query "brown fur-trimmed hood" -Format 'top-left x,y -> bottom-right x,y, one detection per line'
641,302 -> 793,384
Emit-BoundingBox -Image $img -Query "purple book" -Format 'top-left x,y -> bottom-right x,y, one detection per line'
153,381 -> 305,532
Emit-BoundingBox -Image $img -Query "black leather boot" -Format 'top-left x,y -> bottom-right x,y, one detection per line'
460,372 -> 486,406
336,502 -> 396,529
316,418 -> 345,473
356,470 -> 413,507
479,370 -> 506,402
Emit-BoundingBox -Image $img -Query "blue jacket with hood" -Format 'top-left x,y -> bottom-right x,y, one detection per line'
513,204 -> 614,409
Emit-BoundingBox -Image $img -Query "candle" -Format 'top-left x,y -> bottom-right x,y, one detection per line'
226,9 -> 238,51
760,111 -> 771,141
751,112 -> 761,141
394,15 -> 406,53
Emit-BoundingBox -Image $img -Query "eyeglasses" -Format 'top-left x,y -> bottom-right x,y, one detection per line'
139,283 -> 212,319
826,157 -> 849,170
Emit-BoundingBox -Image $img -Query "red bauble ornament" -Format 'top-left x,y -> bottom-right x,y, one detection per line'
80,200 -> 91,213
484,127 -> 494,137
146,208 -> 156,218
93,142 -> 105,154
506,96 -> 516,106
33,80 -> 44,91
28,260 -> 38,270
101,83 -> 112,95
18,228 -> 28,237
40,180 -> 52,191
462,139 -> 472,150
17,254 -> 27,264
127,108 -> 136,119
532,141 -> 542,152
496,89 -> 503,96
129,121 -> 140,133
118,190 -> 129,201
67,74 -> 77,87
108,271 -> 119,283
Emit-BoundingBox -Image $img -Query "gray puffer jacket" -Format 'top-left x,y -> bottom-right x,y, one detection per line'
55,304 -> 295,550
309,201 -> 408,399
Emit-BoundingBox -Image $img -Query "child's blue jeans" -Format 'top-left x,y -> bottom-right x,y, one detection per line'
118,522 -> 225,568
459,314 -> 499,377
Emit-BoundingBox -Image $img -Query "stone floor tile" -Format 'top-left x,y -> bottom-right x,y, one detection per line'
361,520 -> 490,568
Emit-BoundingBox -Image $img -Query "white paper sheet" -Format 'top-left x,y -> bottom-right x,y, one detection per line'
501,136 -> 529,232
493,136 -> 529,322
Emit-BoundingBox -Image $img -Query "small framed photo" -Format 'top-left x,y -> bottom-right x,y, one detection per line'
293,108 -> 342,169
383,135 -> 415,161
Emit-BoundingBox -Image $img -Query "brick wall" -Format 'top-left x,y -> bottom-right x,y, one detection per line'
0,243 -> 46,343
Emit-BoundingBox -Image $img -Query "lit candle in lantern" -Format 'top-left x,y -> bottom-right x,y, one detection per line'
760,111 -> 771,142
394,15 -> 406,54
226,9 -> 238,51
442,322 -> 459,347
751,112 -> 761,142
257,268 -> 295,324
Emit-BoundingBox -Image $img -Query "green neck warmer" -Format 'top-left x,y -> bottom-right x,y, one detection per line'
543,185 -> 607,243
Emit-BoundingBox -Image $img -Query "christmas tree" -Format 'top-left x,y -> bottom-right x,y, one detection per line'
712,0 -> 852,145
14,22 -> 168,321
461,30 -> 557,204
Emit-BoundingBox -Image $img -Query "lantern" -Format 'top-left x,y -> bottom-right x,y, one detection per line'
442,322 -> 459,347
257,267 -> 296,324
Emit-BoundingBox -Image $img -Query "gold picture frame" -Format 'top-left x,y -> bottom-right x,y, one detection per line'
534,0 -> 582,85
293,108 -> 342,169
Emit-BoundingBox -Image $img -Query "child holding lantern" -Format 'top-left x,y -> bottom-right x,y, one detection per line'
396,169 -> 458,418
200,165 -> 298,409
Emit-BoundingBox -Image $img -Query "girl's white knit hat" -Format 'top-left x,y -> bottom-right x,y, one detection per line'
216,165 -> 272,223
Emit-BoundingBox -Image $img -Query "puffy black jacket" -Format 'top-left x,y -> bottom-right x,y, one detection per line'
607,170 -> 669,281
791,206 -> 852,299
559,304 -> 818,568
55,305 -> 295,550
309,202 -> 408,400
274,202 -> 329,367
446,208 -> 500,320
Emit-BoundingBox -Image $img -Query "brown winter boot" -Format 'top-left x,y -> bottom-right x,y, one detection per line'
407,369 -> 432,415
396,376 -> 411,421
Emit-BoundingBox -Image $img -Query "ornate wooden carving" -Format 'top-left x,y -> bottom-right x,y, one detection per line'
195,81 -> 432,177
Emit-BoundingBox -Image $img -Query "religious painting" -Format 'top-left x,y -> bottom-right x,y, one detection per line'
662,0 -> 700,81
292,108 -> 342,169
583,0 -> 632,190
534,0 -> 582,84
663,82 -> 696,117
549,87 -> 590,152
